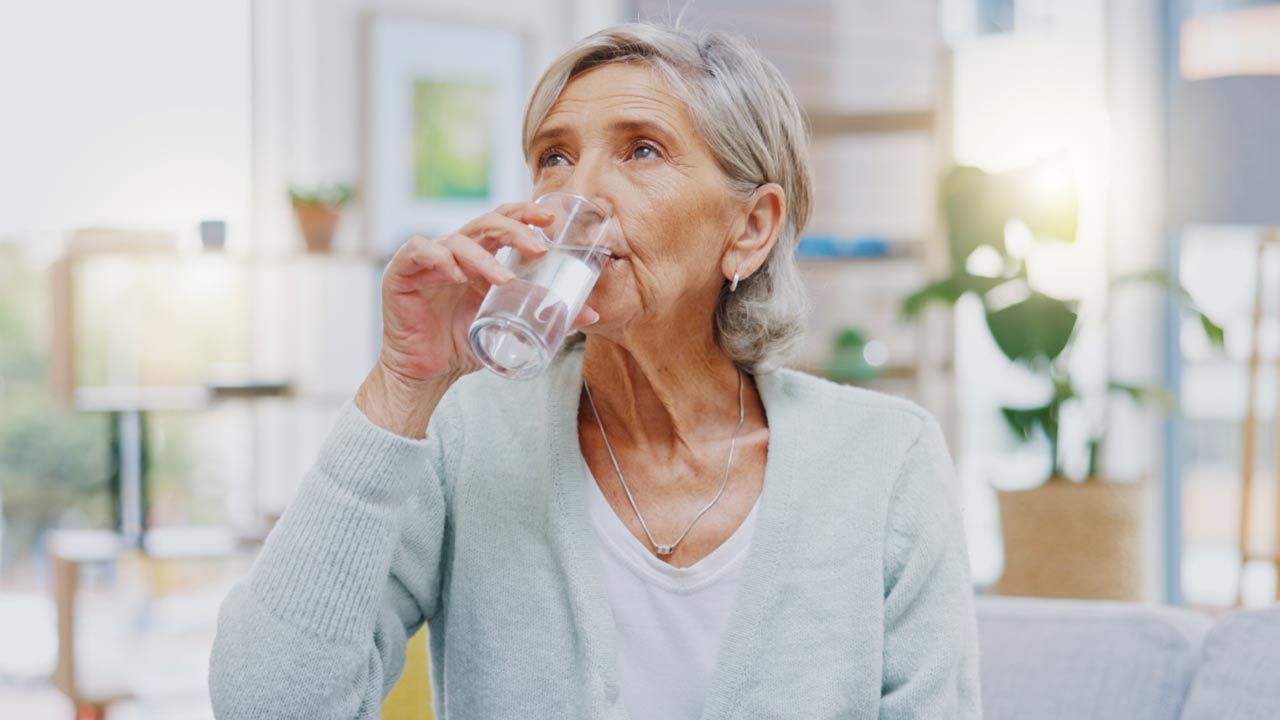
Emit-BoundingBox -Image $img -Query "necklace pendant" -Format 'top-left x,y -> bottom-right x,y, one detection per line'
654,543 -> 675,555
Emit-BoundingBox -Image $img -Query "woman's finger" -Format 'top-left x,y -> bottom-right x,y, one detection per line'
457,208 -> 553,257
393,235 -> 468,284
568,304 -> 601,330
493,201 -> 556,226
439,233 -> 517,285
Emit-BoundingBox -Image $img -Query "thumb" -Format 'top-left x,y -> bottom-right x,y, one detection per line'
569,304 -> 601,330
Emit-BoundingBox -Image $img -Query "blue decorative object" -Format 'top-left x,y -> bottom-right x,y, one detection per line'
199,220 -> 226,251
796,235 -> 891,258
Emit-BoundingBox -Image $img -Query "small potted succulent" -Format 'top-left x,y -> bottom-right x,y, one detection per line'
288,183 -> 357,253
902,161 -> 1224,600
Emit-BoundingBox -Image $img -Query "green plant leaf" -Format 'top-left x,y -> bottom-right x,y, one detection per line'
942,166 -> 1011,265
1112,269 -> 1188,298
1111,269 -> 1226,348
1199,313 -> 1225,347
1109,380 -> 1177,413
1000,403 -> 1054,442
985,291 -> 1078,364
1052,375 -> 1077,403
900,273 -> 1002,320
826,327 -> 881,382
902,278 -> 961,320
288,182 -> 358,208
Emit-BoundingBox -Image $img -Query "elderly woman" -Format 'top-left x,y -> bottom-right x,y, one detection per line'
210,21 -> 980,720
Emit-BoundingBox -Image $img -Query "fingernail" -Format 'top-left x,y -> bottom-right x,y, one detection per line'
584,308 -> 601,325
499,268 -> 516,282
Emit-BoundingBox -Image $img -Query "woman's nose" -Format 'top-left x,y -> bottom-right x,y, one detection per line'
575,192 -> 615,219
559,163 -> 615,217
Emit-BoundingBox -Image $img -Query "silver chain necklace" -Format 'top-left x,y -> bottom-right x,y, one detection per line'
582,368 -> 746,556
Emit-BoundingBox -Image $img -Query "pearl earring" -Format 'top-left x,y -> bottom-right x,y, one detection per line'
730,272 -> 740,293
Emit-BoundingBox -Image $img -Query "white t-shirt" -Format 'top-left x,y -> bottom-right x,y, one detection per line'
582,457 -> 761,720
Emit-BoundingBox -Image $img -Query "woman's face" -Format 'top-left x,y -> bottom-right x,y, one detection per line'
528,63 -> 744,335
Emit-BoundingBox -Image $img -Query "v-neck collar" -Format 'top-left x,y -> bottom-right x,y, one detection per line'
582,453 -> 761,592
545,346 -> 801,720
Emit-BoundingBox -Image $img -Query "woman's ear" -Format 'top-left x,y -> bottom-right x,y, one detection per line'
722,182 -> 785,282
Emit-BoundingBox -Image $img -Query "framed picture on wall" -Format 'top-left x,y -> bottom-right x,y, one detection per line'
364,15 -> 529,260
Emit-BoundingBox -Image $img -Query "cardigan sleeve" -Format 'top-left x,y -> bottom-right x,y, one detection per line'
879,415 -> 983,719
208,389 -> 462,719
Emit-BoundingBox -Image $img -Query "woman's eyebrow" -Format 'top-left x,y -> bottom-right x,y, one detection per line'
609,117 -> 679,144
529,124 -> 575,152
529,117 -> 679,153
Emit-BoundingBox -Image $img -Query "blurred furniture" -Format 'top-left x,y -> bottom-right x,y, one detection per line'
48,228 -> 324,547
49,230 -> 175,550
382,595 -> 1280,719
47,527 -> 249,720
977,595 -> 1280,720
1234,230 -> 1280,605
48,529 -> 130,719
382,627 -> 433,720
69,382 -> 293,553
1180,600 -> 1280,718
1181,4 -> 1280,81
1169,75 -> 1280,605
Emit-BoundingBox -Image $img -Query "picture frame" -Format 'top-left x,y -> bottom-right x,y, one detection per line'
363,15 -> 529,260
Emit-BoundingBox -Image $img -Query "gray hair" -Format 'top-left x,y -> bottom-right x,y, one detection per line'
523,21 -> 813,373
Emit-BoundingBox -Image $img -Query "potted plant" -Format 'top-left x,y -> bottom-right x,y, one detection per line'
902,161 -> 1225,600
288,182 -> 357,253
826,327 -> 885,384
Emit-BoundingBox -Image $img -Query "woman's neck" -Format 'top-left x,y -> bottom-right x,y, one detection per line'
580,327 -> 749,454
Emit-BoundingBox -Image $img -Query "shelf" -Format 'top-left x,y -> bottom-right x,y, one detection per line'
796,237 -> 923,262
208,381 -> 295,400
73,381 -> 294,412
807,109 -> 936,136
797,250 -> 922,263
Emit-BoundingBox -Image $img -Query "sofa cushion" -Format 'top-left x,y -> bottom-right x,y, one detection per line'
977,596 -> 1209,720
1181,605 -> 1280,720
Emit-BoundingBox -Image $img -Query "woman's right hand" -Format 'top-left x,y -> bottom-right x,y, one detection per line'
357,201 -> 600,437
360,199 -> 599,438
375,201 -> 600,387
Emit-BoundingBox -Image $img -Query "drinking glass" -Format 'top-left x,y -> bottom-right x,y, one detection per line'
468,192 -> 615,380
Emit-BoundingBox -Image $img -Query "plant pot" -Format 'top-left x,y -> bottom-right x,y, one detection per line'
293,205 -> 340,253
995,475 -> 1145,601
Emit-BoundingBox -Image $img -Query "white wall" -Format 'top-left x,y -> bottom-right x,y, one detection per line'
1106,0 -> 1169,603
251,0 -> 625,257
0,0 -> 252,249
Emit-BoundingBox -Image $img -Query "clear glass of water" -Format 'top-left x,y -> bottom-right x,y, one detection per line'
468,192 -> 615,380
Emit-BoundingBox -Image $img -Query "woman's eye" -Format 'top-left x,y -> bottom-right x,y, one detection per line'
630,144 -> 658,161
540,151 -> 568,168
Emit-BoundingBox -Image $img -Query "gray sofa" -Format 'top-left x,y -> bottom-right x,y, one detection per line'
976,596 -> 1280,719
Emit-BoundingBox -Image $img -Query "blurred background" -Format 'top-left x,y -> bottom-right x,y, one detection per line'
2,0 -> 1279,717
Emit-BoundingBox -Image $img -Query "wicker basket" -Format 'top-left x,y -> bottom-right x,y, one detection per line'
995,475 -> 1146,601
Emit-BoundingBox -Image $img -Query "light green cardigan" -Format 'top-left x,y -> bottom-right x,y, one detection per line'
209,343 -> 982,718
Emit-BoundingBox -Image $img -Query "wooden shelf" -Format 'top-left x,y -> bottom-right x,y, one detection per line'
807,109 -> 937,136
73,382 -> 293,412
